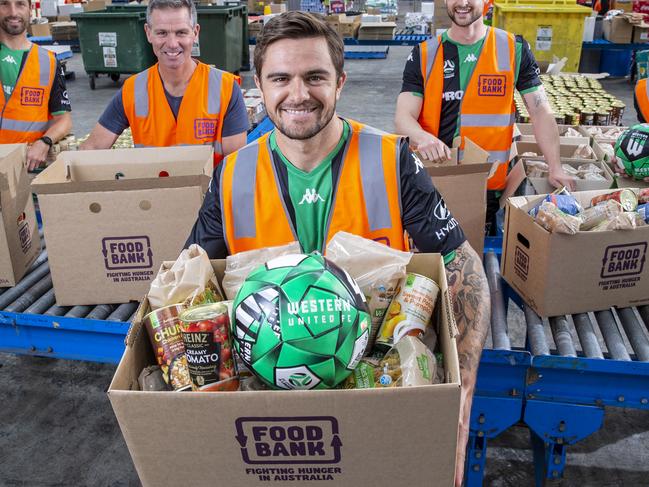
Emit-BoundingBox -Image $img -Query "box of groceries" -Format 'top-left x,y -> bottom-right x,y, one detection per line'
502,187 -> 649,317
0,144 -> 41,287
31,146 -> 213,306
108,237 -> 461,487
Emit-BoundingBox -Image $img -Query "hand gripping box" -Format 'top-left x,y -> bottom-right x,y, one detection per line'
31,146 -> 213,306
0,144 -> 41,287
501,188 -> 649,317
108,253 -> 461,487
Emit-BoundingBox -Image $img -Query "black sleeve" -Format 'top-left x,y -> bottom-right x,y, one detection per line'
635,88 -> 646,123
184,164 -> 229,259
98,89 -> 130,136
48,61 -> 71,113
400,45 -> 425,95
399,141 -> 466,254
515,35 -> 542,93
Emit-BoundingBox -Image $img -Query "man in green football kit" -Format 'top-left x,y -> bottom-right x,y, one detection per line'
186,13 -> 490,485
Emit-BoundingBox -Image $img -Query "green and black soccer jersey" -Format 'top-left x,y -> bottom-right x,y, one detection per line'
186,118 -> 466,262
400,33 -> 542,147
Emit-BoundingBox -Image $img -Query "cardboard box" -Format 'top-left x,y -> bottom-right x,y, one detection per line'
28,22 -> 51,37
603,16 -> 633,43
269,3 -> 287,13
40,0 -> 58,17
326,14 -> 361,38
420,138 -> 496,257
514,123 -> 591,145
56,3 -> 83,16
357,22 -> 396,40
31,146 -> 213,306
50,21 -> 78,41
524,159 -> 615,194
501,188 -> 649,317
633,25 -> 649,42
0,144 -> 41,287
108,253 -> 461,487
83,0 -> 107,12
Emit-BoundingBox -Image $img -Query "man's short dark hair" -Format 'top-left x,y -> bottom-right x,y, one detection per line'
254,11 -> 344,79
146,0 -> 197,27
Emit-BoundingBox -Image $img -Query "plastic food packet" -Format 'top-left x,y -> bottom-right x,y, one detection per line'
579,199 -> 623,231
581,172 -> 607,181
525,160 -> 548,177
564,127 -> 582,137
561,164 -> 579,176
605,212 -> 647,231
222,242 -> 301,300
138,366 -> 170,391
535,201 -> 580,234
572,144 -> 595,159
639,188 -> 649,205
530,192 -> 583,217
577,163 -> 604,175
521,151 -> 539,157
340,335 -> 437,389
148,244 -> 223,310
326,232 -> 412,350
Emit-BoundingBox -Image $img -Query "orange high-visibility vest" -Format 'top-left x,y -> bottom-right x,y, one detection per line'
220,119 -> 407,255
0,44 -> 55,143
635,79 -> 649,122
122,61 -> 238,166
418,27 -> 516,190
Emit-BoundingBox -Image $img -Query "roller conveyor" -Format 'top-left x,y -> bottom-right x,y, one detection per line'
0,249 -> 137,363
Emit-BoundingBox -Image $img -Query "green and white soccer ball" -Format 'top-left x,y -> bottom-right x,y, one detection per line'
614,124 -> 649,180
231,253 -> 371,390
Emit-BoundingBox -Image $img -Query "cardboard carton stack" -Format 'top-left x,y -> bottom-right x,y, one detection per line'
242,88 -> 266,126
50,21 -> 79,41
357,21 -> 397,40
326,13 -> 361,38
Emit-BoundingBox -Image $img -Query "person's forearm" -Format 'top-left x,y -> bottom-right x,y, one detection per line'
395,109 -> 430,146
44,113 -> 72,143
445,241 -> 491,392
531,110 -> 561,172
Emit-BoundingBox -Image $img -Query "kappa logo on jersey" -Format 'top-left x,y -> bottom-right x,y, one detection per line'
412,152 -> 425,174
478,75 -> 506,97
2,55 -> 17,65
20,87 -> 44,106
442,90 -> 464,102
464,53 -> 478,63
407,51 -> 414,62
443,60 -> 455,79
434,199 -> 451,220
299,188 -> 325,205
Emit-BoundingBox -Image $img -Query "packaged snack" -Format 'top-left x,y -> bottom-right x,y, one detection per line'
535,201 -> 580,234
577,163 -> 604,175
138,366 -> 170,392
561,164 -> 579,176
579,199 -> 623,231
590,189 -> 638,212
638,203 -> 649,223
639,188 -> 649,205
525,160 -> 548,178
573,144 -> 595,159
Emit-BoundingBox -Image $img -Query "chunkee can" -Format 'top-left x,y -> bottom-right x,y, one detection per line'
143,304 -> 192,391
375,273 -> 440,350
179,302 -> 239,392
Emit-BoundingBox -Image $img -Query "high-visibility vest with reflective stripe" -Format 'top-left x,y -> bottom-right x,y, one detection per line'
635,79 -> 649,122
220,119 -> 407,255
418,28 -> 516,190
0,44 -> 55,143
121,62 -> 237,166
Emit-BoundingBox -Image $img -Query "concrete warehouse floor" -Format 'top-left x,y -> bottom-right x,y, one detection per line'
1,47 -> 648,486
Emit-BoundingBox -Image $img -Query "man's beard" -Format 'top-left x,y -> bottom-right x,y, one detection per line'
1,17 -> 27,36
270,101 -> 336,141
447,7 -> 482,27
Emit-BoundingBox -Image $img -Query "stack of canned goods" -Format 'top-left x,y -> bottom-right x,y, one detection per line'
515,74 -> 625,126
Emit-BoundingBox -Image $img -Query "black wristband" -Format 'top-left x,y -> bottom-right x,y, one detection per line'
39,136 -> 53,147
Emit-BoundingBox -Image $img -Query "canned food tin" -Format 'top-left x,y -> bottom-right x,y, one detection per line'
144,304 -> 192,391
375,273 -> 440,350
180,302 -> 239,392
611,102 -> 625,126
595,110 -> 611,126
581,110 -> 595,126
590,189 -> 638,212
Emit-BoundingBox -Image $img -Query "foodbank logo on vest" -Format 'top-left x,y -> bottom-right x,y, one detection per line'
20,86 -> 44,106
477,75 -> 506,97
194,118 -> 218,139
101,236 -> 155,283
236,416 -> 344,482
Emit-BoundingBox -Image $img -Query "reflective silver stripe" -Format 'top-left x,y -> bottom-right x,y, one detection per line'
358,128 -> 392,231
493,28 -> 510,72
645,78 -> 649,101
134,70 -> 149,117
134,143 -> 148,148
422,37 -> 439,87
458,149 -> 510,163
230,143 -> 259,239
37,47 -> 51,86
0,118 -> 49,132
461,113 -> 514,127
213,140 -> 223,154
207,68 -> 222,114
219,162 -> 230,253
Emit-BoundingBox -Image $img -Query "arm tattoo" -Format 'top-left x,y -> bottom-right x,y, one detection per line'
445,241 -> 491,384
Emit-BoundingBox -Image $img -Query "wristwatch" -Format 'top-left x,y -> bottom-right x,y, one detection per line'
38,136 -> 53,147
